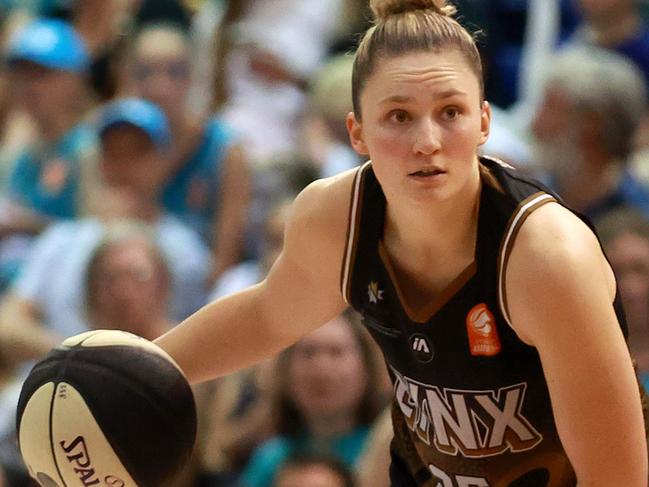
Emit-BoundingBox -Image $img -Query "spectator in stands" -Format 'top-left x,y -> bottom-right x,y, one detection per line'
274,453 -> 356,487
83,221 -> 214,487
571,0 -> 649,163
123,22 -> 251,283
302,54 -> 361,178
531,46 -> 649,220
1,18 -> 95,226
572,0 -> 649,88
217,0 -> 346,165
240,312 -> 386,487
596,207 -> 649,389
211,198 -> 290,299
0,97 -> 210,367
0,18 -> 98,289
83,221 -> 173,341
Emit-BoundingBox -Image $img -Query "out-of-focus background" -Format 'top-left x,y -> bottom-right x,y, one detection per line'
0,1 -> 647,486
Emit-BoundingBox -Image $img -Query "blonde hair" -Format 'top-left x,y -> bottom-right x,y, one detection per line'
353,0 -> 482,119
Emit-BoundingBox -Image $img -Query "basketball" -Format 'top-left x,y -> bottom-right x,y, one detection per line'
15,329 -> 197,487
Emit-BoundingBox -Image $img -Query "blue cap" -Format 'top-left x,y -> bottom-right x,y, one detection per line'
97,98 -> 170,150
6,18 -> 90,73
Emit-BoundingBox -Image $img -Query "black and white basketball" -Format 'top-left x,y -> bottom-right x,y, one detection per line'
16,329 -> 197,487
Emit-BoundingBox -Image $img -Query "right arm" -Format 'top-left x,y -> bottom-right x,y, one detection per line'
155,171 -> 354,384
0,293 -> 59,365
0,223 -> 74,366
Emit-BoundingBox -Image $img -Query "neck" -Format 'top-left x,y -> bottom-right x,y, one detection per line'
167,109 -> 185,141
384,165 -> 481,259
130,201 -> 161,222
167,111 -> 202,170
99,198 -> 162,223
306,412 -> 357,437
588,9 -> 641,46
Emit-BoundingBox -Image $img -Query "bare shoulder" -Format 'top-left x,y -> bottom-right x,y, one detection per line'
504,202 -> 615,343
511,202 -> 609,275
282,167 -> 359,271
259,167 -> 359,325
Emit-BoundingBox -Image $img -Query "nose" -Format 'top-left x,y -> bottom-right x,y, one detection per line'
413,118 -> 441,155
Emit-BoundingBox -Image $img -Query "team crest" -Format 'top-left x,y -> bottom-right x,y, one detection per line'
367,281 -> 384,304
466,303 -> 501,356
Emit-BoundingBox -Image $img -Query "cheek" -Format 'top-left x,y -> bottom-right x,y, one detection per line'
367,126 -> 411,158
451,118 -> 484,150
335,357 -> 366,392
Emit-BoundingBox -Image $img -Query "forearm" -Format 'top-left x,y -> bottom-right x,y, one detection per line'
1,214 -> 49,237
155,283 -> 297,384
0,297 -> 59,365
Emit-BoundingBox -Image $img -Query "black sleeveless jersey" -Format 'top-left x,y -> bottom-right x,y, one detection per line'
341,157 -> 629,487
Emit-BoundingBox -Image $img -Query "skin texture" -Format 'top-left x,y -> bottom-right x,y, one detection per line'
274,464 -> 347,487
157,48 -> 648,486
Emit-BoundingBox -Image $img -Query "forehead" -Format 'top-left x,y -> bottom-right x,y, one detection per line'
134,30 -> 187,60
101,125 -> 153,148
610,232 -> 649,252
362,50 -> 480,100
295,317 -> 355,348
540,83 -> 578,112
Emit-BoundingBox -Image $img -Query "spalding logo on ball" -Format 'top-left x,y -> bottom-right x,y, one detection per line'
16,329 -> 197,487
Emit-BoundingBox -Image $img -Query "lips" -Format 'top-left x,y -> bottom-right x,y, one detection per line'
409,169 -> 445,177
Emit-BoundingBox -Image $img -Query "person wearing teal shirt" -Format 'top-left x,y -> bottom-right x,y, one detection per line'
3,18 -> 95,230
124,23 -> 251,284
8,122 -> 96,221
238,314 -> 387,487
241,426 -> 369,487
0,18 -> 96,288
161,116 -> 234,244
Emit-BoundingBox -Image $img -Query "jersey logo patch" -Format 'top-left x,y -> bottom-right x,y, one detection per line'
466,303 -> 501,357
368,281 -> 384,304
409,334 -> 434,363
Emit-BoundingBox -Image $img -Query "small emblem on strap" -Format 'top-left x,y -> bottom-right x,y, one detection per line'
367,281 -> 384,304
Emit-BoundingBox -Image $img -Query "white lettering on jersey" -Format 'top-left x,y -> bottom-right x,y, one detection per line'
392,367 -> 543,458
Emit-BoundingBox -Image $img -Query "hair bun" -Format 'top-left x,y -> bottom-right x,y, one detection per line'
370,0 -> 456,21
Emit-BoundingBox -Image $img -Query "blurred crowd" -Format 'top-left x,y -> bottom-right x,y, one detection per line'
0,0 -> 646,486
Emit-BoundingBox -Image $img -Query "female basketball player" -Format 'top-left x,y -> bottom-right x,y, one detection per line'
156,0 -> 649,485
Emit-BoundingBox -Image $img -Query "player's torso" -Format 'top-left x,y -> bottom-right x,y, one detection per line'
342,158 -> 587,487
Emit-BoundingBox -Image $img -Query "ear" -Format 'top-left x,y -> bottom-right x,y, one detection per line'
478,100 -> 492,146
346,112 -> 369,155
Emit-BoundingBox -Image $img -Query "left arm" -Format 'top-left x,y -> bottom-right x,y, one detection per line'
506,203 -> 647,487
210,144 -> 251,284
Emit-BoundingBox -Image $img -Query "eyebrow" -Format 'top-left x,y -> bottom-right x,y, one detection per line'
379,89 -> 468,104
